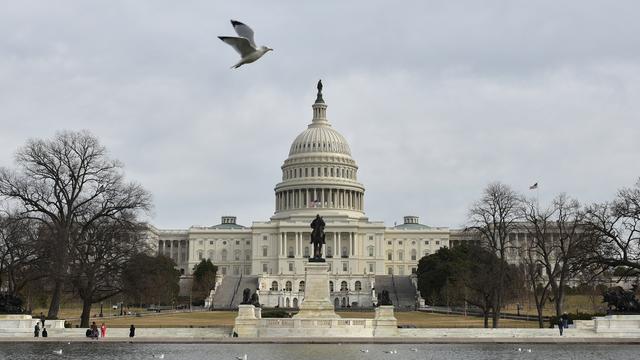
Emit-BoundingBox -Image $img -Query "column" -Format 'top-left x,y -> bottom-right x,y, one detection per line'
306,189 -> 310,208
338,232 -> 342,257
333,232 -> 338,258
320,188 -> 325,208
350,233 -> 354,256
295,232 -> 299,257
281,232 -> 285,256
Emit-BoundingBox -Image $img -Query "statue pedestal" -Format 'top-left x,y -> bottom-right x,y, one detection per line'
373,305 -> 398,336
293,262 -> 339,319
235,305 -> 258,337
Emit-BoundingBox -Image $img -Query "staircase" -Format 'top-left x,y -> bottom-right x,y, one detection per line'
374,275 -> 416,310
212,275 -> 258,310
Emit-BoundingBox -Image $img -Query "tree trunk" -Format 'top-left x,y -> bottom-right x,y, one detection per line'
80,296 -> 93,328
483,310 -> 489,328
47,280 -> 63,319
535,302 -> 544,328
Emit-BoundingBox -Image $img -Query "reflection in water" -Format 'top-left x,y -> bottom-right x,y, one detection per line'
0,343 -> 638,360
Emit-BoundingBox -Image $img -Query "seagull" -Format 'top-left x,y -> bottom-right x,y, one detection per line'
410,348 -> 418,352
52,349 -> 63,355
219,20 -> 273,69
527,349 -> 532,353
153,354 -> 164,359
360,349 -> 369,353
235,355 -> 247,360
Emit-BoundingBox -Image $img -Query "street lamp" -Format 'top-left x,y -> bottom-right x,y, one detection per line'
99,302 -> 103,318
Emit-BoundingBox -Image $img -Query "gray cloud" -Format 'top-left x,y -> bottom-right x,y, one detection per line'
1,0 -> 639,229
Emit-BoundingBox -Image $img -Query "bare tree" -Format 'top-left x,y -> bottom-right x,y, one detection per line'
0,131 -> 151,318
0,214 -> 44,296
70,214 -> 147,327
517,201 -> 553,328
468,182 -> 520,327
583,179 -> 640,272
520,194 -> 585,323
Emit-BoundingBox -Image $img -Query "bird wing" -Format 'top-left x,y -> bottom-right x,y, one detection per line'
230,20 -> 256,48
218,36 -> 256,57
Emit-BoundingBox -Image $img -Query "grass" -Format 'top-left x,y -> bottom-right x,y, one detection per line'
502,294 -> 607,316
32,294 -> 603,328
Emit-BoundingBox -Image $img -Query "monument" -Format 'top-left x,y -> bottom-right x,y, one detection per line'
293,215 -> 339,319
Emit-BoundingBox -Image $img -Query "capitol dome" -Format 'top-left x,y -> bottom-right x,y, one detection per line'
273,81 -> 365,219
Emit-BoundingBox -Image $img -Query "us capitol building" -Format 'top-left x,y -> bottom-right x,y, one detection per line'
146,82 -> 455,309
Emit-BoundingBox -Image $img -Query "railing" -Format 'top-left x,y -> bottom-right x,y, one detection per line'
260,318 -> 371,329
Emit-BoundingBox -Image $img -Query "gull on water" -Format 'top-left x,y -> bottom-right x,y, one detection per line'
219,20 -> 273,69
52,349 -> 63,355
235,355 -> 247,360
153,354 -> 164,359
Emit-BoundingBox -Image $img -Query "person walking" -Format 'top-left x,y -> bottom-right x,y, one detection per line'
561,313 -> 569,334
34,323 -> 40,337
100,323 -> 107,338
129,324 -> 135,338
557,317 -> 564,336
39,312 -> 46,328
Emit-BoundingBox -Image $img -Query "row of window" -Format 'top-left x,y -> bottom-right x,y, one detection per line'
386,239 -> 444,246
269,280 -> 363,292
196,239 -> 251,246
197,249 -> 251,262
283,166 -> 355,180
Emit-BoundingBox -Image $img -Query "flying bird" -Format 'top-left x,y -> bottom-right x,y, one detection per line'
219,20 -> 273,69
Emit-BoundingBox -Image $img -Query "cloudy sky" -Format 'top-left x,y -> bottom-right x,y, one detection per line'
1,1 -> 639,229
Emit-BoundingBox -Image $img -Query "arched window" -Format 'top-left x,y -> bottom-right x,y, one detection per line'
207,250 -> 214,260
341,246 -> 347,257
285,281 -> 292,291
299,281 -> 305,292
198,251 -> 203,260
387,251 -> 393,261
329,281 -> 334,292
271,281 -> 279,291
327,246 -> 333,257
288,246 -> 294,257
286,298 -> 290,307
340,281 -> 348,292
411,249 -> 417,261
398,250 -> 404,261
234,250 -> 241,261
355,281 -> 362,291
304,247 -> 310,258
221,249 -> 228,261
245,249 -> 251,260
368,246 -> 374,257
293,298 -> 299,308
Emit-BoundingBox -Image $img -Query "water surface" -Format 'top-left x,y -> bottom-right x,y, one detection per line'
0,343 -> 637,360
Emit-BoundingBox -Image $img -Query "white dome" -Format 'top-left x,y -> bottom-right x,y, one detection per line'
289,125 -> 352,156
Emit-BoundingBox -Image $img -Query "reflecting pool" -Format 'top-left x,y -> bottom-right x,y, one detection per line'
0,343 -> 638,360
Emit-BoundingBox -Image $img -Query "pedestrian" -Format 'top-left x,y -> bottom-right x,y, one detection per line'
129,324 -> 135,338
557,317 -> 564,336
34,323 -> 40,337
39,312 -> 46,328
42,327 -> 48,338
91,321 -> 99,339
561,312 -> 569,333
100,322 -> 107,338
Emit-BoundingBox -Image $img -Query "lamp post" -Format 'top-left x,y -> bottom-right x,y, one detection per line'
99,302 -> 103,318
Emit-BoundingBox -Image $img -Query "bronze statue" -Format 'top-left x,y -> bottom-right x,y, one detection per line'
310,214 -> 326,262
241,288 -> 251,305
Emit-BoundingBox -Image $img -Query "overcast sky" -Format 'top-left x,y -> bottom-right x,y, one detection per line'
1,1 -> 639,229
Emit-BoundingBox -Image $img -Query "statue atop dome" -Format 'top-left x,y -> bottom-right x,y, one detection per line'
315,79 -> 324,103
